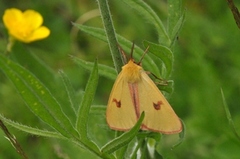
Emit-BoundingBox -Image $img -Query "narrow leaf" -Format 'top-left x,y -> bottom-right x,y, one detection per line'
168,0 -> 182,35
115,145 -> 128,159
59,70 -> 78,116
90,105 -> 106,114
76,59 -> 100,153
153,151 -> 164,159
169,11 -> 185,47
72,24 -> 107,42
76,59 -> 98,138
130,137 -> 143,159
11,42 -> 56,89
72,56 -> 117,80
143,41 -> 173,78
101,112 -> 145,154
221,89 -> 240,141
137,132 -> 161,141
73,24 -> 161,77
0,54 -> 78,138
172,119 -> 185,149
121,0 -> 170,45
0,114 -> 64,139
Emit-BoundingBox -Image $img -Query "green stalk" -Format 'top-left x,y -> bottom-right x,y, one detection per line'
96,0 -> 123,73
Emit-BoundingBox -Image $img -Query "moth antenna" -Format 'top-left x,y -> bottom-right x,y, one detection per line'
137,45 -> 150,65
130,42 -> 135,60
117,43 -> 128,64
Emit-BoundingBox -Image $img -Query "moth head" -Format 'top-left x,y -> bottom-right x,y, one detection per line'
122,59 -> 142,83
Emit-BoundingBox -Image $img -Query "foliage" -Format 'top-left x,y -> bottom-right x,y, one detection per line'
0,0 -> 240,159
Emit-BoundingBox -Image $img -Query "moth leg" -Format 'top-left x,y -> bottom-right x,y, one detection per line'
145,71 -> 168,86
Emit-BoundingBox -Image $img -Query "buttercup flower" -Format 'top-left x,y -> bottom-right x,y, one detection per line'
3,8 -> 50,43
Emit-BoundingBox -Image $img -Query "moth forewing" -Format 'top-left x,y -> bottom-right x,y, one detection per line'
139,71 -> 182,134
106,71 -> 138,130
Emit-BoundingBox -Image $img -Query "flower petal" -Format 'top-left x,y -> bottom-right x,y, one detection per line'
23,10 -> 43,30
3,8 -> 23,30
24,26 -> 50,43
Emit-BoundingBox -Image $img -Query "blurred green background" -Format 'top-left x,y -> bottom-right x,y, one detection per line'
1,0 -> 240,158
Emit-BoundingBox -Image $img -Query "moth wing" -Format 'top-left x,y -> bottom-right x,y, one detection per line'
106,71 -> 137,131
139,72 -> 182,134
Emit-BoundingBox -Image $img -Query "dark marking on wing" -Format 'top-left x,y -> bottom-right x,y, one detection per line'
153,101 -> 163,110
112,98 -> 121,108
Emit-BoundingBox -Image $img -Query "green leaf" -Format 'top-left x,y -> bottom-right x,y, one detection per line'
143,146 -> 152,159
11,46 -> 70,116
137,132 -> 161,141
76,59 -> 100,152
167,0 -> 185,47
153,150 -> 164,159
0,54 -> 78,138
59,70 -> 78,124
172,119 -> 186,149
0,114 -> 64,139
157,80 -> 174,94
170,12 -> 185,46
115,145 -> 128,159
72,24 -> 161,77
72,56 -> 117,80
221,89 -> 240,141
143,41 -> 173,78
138,138 -> 148,159
121,0 -> 170,45
101,112 -> 145,154
72,24 -> 107,42
90,105 -> 106,114
11,42 -> 57,91
168,0 -> 182,34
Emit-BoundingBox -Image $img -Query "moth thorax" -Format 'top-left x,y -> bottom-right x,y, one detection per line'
122,60 -> 142,83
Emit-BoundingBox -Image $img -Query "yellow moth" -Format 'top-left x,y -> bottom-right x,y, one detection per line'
106,44 -> 182,134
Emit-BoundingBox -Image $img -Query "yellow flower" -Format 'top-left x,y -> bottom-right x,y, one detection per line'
3,8 -> 50,43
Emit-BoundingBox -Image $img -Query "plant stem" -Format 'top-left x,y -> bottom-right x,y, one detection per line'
226,0 -> 240,29
96,0 -> 123,73
0,120 -> 28,159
